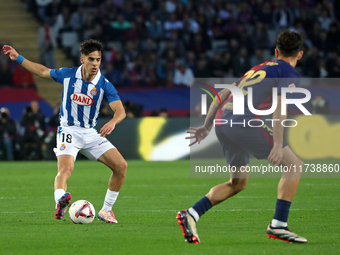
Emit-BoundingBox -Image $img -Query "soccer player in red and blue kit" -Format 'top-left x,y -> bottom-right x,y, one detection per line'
177,31 -> 308,243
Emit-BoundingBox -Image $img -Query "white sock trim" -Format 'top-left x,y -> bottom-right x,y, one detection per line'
188,208 -> 199,222
271,219 -> 287,228
101,189 -> 119,211
54,189 -> 65,206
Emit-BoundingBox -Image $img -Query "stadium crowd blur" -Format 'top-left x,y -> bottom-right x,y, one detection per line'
0,103 -> 46,160
2,0 -> 340,87
1,0 -> 340,160
2,0 -> 340,85
17,0 -> 340,85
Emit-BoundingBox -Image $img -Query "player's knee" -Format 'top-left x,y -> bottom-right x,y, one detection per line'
58,165 -> 73,177
121,160 -> 128,174
234,183 -> 247,193
113,160 -> 127,177
231,179 -> 247,193
296,159 -> 304,175
289,158 -> 304,172
119,160 -> 128,172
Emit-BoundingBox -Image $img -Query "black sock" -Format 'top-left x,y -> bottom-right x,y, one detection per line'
273,199 -> 291,224
189,196 -> 213,221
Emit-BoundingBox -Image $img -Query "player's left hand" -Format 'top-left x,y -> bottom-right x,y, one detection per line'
185,126 -> 210,146
267,144 -> 283,166
100,120 -> 116,137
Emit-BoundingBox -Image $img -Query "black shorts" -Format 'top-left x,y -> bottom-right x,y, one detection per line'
215,125 -> 287,166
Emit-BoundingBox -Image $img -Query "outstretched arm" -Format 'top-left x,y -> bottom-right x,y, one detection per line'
99,100 -> 126,137
186,84 -> 235,146
2,45 -> 52,80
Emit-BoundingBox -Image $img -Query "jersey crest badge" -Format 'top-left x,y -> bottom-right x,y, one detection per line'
90,87 -> 97,96
60,143 -> 66,151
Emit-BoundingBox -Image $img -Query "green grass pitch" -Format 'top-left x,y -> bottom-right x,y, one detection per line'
0,160 -> 339,255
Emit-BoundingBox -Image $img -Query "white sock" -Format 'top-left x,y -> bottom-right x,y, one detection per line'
54,189 -> 65,207
188,207 -> 200,222
271,219 -> 287,228
101,189 -> 119,211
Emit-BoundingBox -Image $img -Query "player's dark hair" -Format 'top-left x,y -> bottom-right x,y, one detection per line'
276,31 -> 302,57
79,39 -> 103,56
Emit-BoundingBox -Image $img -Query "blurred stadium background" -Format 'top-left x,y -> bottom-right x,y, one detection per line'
0,0 -> 339,161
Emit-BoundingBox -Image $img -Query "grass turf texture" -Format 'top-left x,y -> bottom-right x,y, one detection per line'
0,160 -> 339,255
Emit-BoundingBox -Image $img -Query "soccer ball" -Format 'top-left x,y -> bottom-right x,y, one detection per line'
68,200 -> 96,224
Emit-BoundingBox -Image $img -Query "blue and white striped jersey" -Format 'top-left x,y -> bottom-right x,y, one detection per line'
50,66 -> 120,128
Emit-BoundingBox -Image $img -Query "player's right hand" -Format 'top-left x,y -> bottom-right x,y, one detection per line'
100,119 -> 116,137
185,126 -> 210,146
2,45 -> 19,61
267,144 -> 283,166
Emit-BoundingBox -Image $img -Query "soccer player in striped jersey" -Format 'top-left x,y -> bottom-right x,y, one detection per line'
3,40 -> 127,223
177,31 -> 308,243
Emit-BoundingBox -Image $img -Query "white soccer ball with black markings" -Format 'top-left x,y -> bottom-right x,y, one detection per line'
68,200 -> 96,224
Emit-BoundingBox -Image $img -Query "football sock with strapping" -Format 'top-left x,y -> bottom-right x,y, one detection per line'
271,199 -> 291,228
54,189 -> 66,207
188,196 -> 213,222
101,189 -> 119,211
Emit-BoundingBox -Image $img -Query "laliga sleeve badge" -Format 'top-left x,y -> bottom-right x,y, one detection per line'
288,83 -> 296,94
90,87 -> 97,96
60,143 -> 66,151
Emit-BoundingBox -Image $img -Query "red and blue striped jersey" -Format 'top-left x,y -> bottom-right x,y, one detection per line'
218,60 -> 300,122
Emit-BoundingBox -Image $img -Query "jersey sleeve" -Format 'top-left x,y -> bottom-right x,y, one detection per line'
50,67 -> 69,84
104,80 -> 120,103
